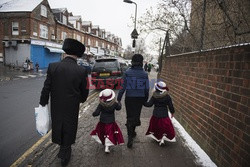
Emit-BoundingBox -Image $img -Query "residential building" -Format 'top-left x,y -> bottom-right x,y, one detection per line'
0,0 -> 63,68
0,0 -> 123,67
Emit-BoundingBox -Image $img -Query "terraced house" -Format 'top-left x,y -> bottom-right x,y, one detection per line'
0,0 -> 122,68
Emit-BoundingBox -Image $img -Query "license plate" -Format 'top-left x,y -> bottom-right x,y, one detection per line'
99,73 -> 110,76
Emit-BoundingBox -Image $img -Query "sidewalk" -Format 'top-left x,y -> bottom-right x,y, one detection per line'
16,71 -> 208,167
0,63 -> 46,82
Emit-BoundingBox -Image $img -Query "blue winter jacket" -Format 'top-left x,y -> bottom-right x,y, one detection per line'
117,66 -> 149,101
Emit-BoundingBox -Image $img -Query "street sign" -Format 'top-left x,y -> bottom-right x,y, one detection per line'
131,29 -> 138,39
132,39 -> 136,47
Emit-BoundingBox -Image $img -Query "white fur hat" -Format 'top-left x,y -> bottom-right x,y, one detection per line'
99,89 -> 115,102
155,81 -> 169,92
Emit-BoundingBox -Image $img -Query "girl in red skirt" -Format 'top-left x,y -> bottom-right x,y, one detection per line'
144,81 -> 176,146
90,89 -> 124,153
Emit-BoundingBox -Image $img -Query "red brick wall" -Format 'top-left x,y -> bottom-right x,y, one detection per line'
159,45 -> 250,167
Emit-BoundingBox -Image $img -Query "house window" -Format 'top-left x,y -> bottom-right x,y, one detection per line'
77,22 -> 81,30
81,37 -> 84,44
39,24 -> 48,39
63,15 -> 67,25
96,41 -> 98,47
88,27 -> 91,33
61,31 -> 67,40
33,22 -> 38,36
12,22 -> 19,35
88,39 -> 91,45
41,5 -> 47,17
76,35 -> 81,41
51,29 -> 55,40
102,42 -> 105,48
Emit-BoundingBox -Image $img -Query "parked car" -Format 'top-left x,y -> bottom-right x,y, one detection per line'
91,58 -> 123,89
77,58 -> 92,74
118,59 -> 130,72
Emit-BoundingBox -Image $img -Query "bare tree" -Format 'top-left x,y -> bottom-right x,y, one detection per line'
137,0 -> 199,54
189,0 -> 250,49
123,45 -> 133,60
138,0 -> 250,53
135,38 -> 147,55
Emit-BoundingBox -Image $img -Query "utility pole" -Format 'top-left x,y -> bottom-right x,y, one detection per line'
200,0 -> 207,51
165,30 -> 170,56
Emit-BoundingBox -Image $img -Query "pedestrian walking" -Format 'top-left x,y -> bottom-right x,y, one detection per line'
144,81 -> 176,146
35,62 -> 39,72
25,57 -> 31,70
144,62 -> 148,71
117,54 -> 149,148
147,63 -> 152,73
39,38 -> 89,166
90,89 -> 124,153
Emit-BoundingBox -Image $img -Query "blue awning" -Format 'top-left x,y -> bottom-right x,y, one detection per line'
45,47 -> 64,53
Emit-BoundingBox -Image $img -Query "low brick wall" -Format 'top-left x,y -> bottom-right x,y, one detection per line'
159,45 -> 250,167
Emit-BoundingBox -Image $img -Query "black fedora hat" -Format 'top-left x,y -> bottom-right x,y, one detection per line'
62,38 -> 85,57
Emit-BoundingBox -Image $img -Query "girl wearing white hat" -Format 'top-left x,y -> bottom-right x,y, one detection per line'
144,81 -> 176,145
90,89 -> 124,153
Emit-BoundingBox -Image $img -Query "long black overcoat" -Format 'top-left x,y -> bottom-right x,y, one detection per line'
40,57 -> 89,146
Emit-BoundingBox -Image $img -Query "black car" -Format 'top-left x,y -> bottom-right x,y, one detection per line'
91,58 -> 123,89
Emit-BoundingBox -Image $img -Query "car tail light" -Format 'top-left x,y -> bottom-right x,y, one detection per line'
91,72 -> 98,77
111,71 -> 121,76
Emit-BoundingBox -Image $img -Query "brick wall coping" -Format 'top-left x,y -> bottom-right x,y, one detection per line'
169,42 -> 250,58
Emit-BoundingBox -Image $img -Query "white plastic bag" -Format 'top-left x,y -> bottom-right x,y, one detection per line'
35,105 -> 50,136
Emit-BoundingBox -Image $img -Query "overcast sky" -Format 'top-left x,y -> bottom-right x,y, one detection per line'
48,0 -> 160,51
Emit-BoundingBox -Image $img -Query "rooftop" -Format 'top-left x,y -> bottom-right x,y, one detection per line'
0,0 -> 42,12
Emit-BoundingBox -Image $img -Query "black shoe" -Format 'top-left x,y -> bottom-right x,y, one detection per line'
61,158 -> 70,166
127,137 -> 133,148
132,126 -> 137,138
57,147 -> 63,158
60,146 -> 71,166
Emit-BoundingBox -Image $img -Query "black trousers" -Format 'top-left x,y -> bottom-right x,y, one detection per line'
125,97 -> 145,127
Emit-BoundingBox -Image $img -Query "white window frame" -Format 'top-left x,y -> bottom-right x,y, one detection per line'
76,34 -> 81,41
77,22 -> 81,30
61,31 -> 67,40
41,5 -> 47,17
12,22 -> 19,35
62,15 -> 67,25
39,24 -> 48,39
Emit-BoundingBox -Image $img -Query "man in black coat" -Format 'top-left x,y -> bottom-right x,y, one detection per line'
39,38 -> 89,166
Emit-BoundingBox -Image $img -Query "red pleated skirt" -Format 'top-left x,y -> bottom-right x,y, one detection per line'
90,122 -> 124,146
146,116 -> 176,142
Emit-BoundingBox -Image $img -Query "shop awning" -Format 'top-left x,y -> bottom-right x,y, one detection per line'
45,47 -> 64,53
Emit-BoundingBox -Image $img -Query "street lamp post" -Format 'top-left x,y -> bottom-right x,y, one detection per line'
123,0 -> 138,47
